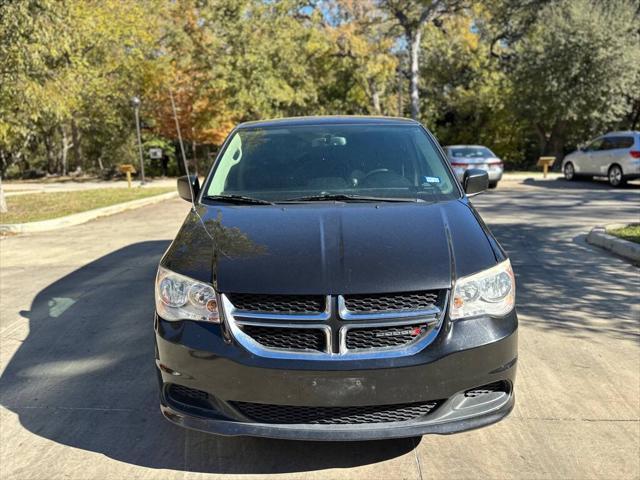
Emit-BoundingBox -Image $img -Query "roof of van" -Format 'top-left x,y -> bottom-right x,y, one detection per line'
604,131 -> 640,136
237,116 -> 419,129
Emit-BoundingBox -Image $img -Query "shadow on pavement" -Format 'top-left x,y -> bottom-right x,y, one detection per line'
0,241 -> 415,474
489,222 -> 639,342
522,177 -> 640,191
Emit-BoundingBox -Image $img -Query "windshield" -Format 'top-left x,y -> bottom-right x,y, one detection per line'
449,147 -> 495,159
205,124 -> 459,203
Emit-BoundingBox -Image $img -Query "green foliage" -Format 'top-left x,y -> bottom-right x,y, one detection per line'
608,224 -> 640,245
509,0 -> 640,156
1,0 -> 638,176
420,13 -> 524,164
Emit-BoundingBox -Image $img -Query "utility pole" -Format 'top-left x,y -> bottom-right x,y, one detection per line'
131,96 -> 146,185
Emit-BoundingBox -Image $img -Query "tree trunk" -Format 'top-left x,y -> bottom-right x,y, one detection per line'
59,125 -> 72,177
0,176 -> 7,214
368,79 -> 382,115
397,65 -> 404,116
0,151 -> 7,213
535,125 -> 547,156
44,132 -> 55,174
536,122 -> 566,163
409,30 -> 422,120
71,118 -> 82,172
0,150 -> 7,179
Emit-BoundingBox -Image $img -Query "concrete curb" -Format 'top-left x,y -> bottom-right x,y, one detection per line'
0,191 -> 177,234
586,225 -> 640,264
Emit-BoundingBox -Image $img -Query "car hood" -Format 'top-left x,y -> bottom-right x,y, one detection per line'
161,200 -> 502,295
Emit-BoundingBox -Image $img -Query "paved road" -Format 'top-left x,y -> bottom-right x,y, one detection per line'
1,177 -> 638,479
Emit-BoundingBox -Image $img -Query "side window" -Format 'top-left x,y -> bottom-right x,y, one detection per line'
585,138 -> 603,151
612,137 -> 634,149
600,138 -> 616,151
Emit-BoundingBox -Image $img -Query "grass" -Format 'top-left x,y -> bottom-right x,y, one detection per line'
608,224 -> 640,244
0,187 -> 173,224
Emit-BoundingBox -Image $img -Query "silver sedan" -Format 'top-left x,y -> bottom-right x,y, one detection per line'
444,145 -> 504,189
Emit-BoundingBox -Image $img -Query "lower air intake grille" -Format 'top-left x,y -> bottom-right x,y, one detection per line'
167,384 -> 212,410
231,400 -> 441,424
343,291 -> 439,313
346,323 -> 429,349
227,293 -> 325,314
241,325 -> 326,351
464,381 -> 510,398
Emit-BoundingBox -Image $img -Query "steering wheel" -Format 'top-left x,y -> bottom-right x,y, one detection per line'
362,168 -> 390,180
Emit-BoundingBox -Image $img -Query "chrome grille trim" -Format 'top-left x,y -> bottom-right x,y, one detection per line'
222,296 -> 333,358
338,295 -> 441,320
228,295 -> 331,321
221,292 -> 448,361
227,293 -> 328,316
229,321 -> 333,357
338,318 -> 439,356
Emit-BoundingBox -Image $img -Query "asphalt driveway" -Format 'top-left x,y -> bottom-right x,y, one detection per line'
1,177 -> 638,479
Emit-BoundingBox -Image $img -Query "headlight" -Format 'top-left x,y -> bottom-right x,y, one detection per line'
155,266 -> 220,322
450,259 -> 515,320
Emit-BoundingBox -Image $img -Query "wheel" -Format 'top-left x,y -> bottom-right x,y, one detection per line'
488,181 -> 498,189
564,162 -> 575,181
608,164 -> 626,187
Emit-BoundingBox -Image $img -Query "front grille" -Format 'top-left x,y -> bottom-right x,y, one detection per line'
228,293 -> 325,314
225,290 -> 446,358
167,384 -> 212,410
342,291 -> 439,313
231,400 -> 441,425
241,325 -> 326,351
346,323 -> 429,350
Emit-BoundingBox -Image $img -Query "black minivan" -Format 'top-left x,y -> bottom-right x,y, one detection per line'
155,116 -> 517,440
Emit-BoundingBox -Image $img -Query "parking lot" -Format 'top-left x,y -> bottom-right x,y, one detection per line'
1,176 -> 638,479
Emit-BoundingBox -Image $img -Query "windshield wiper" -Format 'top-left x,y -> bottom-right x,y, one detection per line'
204,194 -> 273,205
280,193 -> 420,203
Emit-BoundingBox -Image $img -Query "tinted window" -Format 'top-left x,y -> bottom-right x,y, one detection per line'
206,125 -> 459,202
449,147 -> 495,158
607,136 -> 634,149
585,138 -> 604,151
601,138 -> 616,151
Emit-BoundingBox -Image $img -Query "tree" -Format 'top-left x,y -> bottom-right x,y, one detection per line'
0,177 -> 7,213
508,0 -> 640,158
0,0 -> 168,176
379,0 -> 467,120
318,0 -> 398,115
418,7 -> 529,165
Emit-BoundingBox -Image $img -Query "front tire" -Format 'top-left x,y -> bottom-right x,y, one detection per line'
488,181 -> 498,189
608,164 -> 626,187
564,162 -> 576,181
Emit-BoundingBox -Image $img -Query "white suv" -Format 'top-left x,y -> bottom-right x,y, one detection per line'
562,131 -> 640,187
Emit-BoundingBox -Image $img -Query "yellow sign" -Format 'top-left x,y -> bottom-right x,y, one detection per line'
536,156 -> 555,178
119,164 -> 137,188
119,164 -> 137,174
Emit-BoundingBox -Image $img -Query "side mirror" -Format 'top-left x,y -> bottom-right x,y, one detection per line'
463,169 -> 489,196
177,175 -> 200,202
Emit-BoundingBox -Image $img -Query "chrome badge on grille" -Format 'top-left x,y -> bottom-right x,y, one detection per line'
374,326 -> 424,338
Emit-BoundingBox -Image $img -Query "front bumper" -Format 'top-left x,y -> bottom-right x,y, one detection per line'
155,311 -> 517,440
